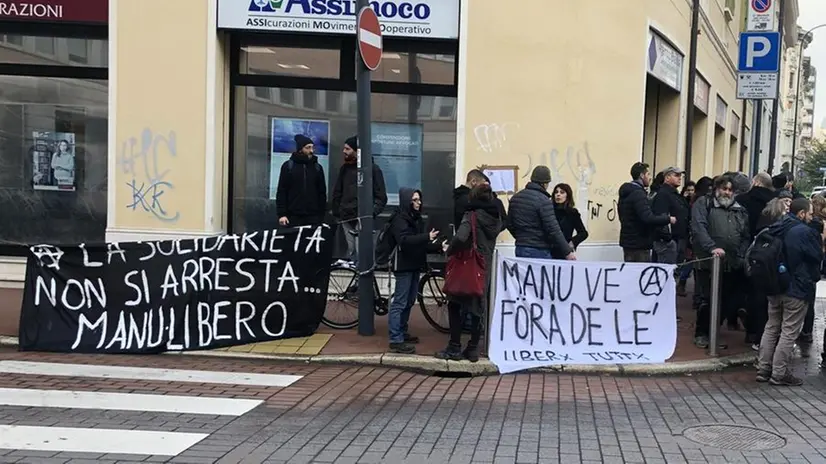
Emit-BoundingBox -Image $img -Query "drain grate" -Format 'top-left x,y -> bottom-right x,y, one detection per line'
682,424 -> 786,451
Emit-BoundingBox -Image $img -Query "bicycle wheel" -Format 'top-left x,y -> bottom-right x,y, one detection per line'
322,264 -> 360,329
418,269 -> 450,333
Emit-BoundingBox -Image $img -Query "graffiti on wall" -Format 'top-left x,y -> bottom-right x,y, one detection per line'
473,123 -> 520,153
119,128 -> 180,223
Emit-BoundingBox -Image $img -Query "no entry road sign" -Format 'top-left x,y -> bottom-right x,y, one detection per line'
358,7 -> 382,71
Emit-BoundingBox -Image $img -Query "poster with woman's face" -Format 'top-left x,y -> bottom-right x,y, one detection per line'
32,131 -> 76,192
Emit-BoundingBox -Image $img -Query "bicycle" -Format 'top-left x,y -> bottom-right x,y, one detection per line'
322,260 -> 450,332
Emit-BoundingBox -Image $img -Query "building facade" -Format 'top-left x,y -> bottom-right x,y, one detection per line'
0,0 -> 801,286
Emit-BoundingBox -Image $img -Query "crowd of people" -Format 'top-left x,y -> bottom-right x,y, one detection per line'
276,131 -> 825,386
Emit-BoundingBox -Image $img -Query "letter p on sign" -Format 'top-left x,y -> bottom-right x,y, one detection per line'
746,36 -> 770,67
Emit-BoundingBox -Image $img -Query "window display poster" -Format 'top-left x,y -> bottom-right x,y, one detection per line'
371,123 -> 423,205
269,118 -> 330,200
32,131 -> 76,192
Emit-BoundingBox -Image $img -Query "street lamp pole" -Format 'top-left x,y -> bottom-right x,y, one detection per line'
790,24 -> 826,175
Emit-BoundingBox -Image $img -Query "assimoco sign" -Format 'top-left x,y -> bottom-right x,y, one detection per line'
0,0 -> 108,24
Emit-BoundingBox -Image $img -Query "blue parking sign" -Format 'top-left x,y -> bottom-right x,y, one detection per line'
738,32 -> 780,73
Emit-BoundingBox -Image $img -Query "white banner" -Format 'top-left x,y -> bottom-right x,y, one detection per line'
489,256 -> 678,374
218,0 -> 460,39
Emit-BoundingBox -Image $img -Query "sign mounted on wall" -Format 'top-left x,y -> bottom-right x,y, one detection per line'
218,0 -> 459,39
0,0 -> 108,24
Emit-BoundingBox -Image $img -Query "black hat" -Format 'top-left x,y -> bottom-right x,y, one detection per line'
294,134 -> 313,151
344,136 -> 358,151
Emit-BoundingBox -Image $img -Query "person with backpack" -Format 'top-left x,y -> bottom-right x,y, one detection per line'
331,136 -> 387,265
755,198 -> 824,386
690,175 -> 750,349
385,187 -> 442,354
435,183 -> 503,363
275,134 -> 327,227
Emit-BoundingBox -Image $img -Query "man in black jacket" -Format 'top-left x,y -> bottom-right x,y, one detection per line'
275,134 -> 327,226
618,162 -> 675,262
452,169 -> 507,233
735,172 -> 775,345
507,166 -> 574,260
651,166 -> 689,265
331,136 -> 387,263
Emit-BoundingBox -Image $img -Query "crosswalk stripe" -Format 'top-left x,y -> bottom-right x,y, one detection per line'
0,360 -> 302,387
0,425 -> 207,455
0,388 -> 262,416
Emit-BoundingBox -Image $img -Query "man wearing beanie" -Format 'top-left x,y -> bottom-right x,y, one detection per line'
274,134 -> 327,226
506,165 -> 575,260
331,135 -> 387,264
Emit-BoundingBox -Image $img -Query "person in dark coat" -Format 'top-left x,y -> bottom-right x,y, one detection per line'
507,166 -> 574,260
736,172 -> 775,239
331,136 -> 387,263
436,184 -> 503,363
799,195 -> 826,346
387,187 -> 442,354
677,181 -> 697,296
452,169 -> 507,233
551,183 -> 588,250
618,162 -> 674,262
651,166 -> 689,265
735,172 -> 775,345
757,198 -> 823,386
690,175 -> 750,349
275,134 -> 327,226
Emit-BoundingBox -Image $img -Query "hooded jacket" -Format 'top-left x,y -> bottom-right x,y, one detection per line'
331,162 -> 387,221
767,214 -> 823,301
452,185 -> 507,233
617,180 -> 670,250
275,153 -> 327,220
736,186 -> 775,238
390,187 -> 440,272
506,182 -> 571,258
446,197 -> 503,315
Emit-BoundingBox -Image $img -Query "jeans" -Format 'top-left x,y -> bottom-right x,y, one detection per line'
653,240 -> 678,264
388,271 -> 419,344
515,246 -> 553,259
694,269 -> 745,337
341,220 -> 359,263
679,262 -> 693,282
802,299 -> 815,336
757,295 -> 808,378
623,248 -> 651,263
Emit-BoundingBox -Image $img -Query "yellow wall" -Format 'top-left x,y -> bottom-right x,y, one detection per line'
459,0 -> 745,247
461,0 -> 648,244
112,0 -> 218,234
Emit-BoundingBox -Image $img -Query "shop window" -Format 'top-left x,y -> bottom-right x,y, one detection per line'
253,86 -> 270,100
232,87 -> 457,239
0,75 -> 107,247
240,46 -> 339,79
34,36 -> 55,55
325,91 -> 340,113
0,35 -> 107,67
372,52 -> 455,85
67,38 -> 88,64
279,88 -> 295,106
303,89 -> 318,110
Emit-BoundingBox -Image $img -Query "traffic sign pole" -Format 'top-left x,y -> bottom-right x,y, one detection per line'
356,1 -> 376,337
766,0 -> 783,174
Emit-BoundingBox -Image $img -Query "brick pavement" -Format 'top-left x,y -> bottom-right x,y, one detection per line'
1,346 -> 825,463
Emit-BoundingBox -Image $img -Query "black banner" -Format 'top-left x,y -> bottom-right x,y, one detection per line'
19,225 -> 334,353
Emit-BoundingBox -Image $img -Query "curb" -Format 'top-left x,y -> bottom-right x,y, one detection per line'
0,336 -> 756,376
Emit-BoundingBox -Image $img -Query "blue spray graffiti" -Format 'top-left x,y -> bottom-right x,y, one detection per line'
119,128 -> 180,222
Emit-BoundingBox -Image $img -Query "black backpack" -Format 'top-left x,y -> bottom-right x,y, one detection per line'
374,212 -> 398,268
745,227 -> 789,296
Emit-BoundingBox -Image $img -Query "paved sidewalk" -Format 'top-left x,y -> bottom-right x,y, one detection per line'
0,347 -> 824,463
